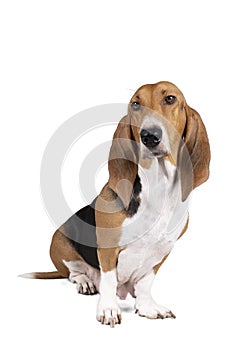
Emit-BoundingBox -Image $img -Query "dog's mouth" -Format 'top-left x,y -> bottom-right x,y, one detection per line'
151,150 -> 169,158
142,148 -> 169,159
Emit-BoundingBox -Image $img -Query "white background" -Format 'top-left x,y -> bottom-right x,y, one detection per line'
1,0 -> 233,349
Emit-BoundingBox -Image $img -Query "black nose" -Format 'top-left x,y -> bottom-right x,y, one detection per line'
140,127 -> 162,148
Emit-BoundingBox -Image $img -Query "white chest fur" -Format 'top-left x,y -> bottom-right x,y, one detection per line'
117,158 -> 189,286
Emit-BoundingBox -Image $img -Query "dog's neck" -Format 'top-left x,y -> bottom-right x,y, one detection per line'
138,155 -> 178,186
138,156 -> 180,213
121,155 -> 187,247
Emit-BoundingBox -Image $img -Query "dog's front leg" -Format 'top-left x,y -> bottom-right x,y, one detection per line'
135,271 -> 176,319
96,248 -> 121,327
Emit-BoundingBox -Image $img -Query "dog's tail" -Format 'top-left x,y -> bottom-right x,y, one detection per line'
19,271 -> 65,279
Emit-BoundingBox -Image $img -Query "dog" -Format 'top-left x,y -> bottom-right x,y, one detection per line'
22,81 -> 210,327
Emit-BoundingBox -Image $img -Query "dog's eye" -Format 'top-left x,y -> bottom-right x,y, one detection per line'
163,95 -> 177,105
131,101 -> 141,111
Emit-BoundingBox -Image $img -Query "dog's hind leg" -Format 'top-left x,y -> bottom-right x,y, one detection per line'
50,230 -> 100,294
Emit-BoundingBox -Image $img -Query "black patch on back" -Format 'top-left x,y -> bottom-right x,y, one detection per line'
61,198 -> 99,270
125,174 -> 142,217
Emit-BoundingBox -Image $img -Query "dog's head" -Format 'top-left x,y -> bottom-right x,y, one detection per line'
108,81 -> 210,207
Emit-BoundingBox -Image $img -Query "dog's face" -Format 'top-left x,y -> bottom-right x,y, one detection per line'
108,81 -> 210,206
129,81 -> 187,162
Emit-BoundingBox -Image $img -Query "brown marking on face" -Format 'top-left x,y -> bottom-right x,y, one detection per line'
129,82 -> 187,166
130,82 -> 187,135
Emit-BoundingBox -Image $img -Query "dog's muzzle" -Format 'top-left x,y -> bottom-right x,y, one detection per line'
140,127 -> 162,150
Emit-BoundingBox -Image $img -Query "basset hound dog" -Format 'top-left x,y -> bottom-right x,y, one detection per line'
22,81 -> 210,327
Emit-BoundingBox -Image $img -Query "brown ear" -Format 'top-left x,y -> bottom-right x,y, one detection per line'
179,105 -> 211,201
108,115 -> 138,209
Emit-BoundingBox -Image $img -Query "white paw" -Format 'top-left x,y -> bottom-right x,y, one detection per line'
71,274 -> 97,295
135,299 -> 176,319
97,299 -> 122,327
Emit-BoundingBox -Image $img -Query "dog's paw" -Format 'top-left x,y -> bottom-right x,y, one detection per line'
135,299 -> 176,319
71,274 -> 97,295
97,300 -> 122,327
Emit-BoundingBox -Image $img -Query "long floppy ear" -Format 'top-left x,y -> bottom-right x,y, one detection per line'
179,105 -> 211,201
108,114 -> 138,209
